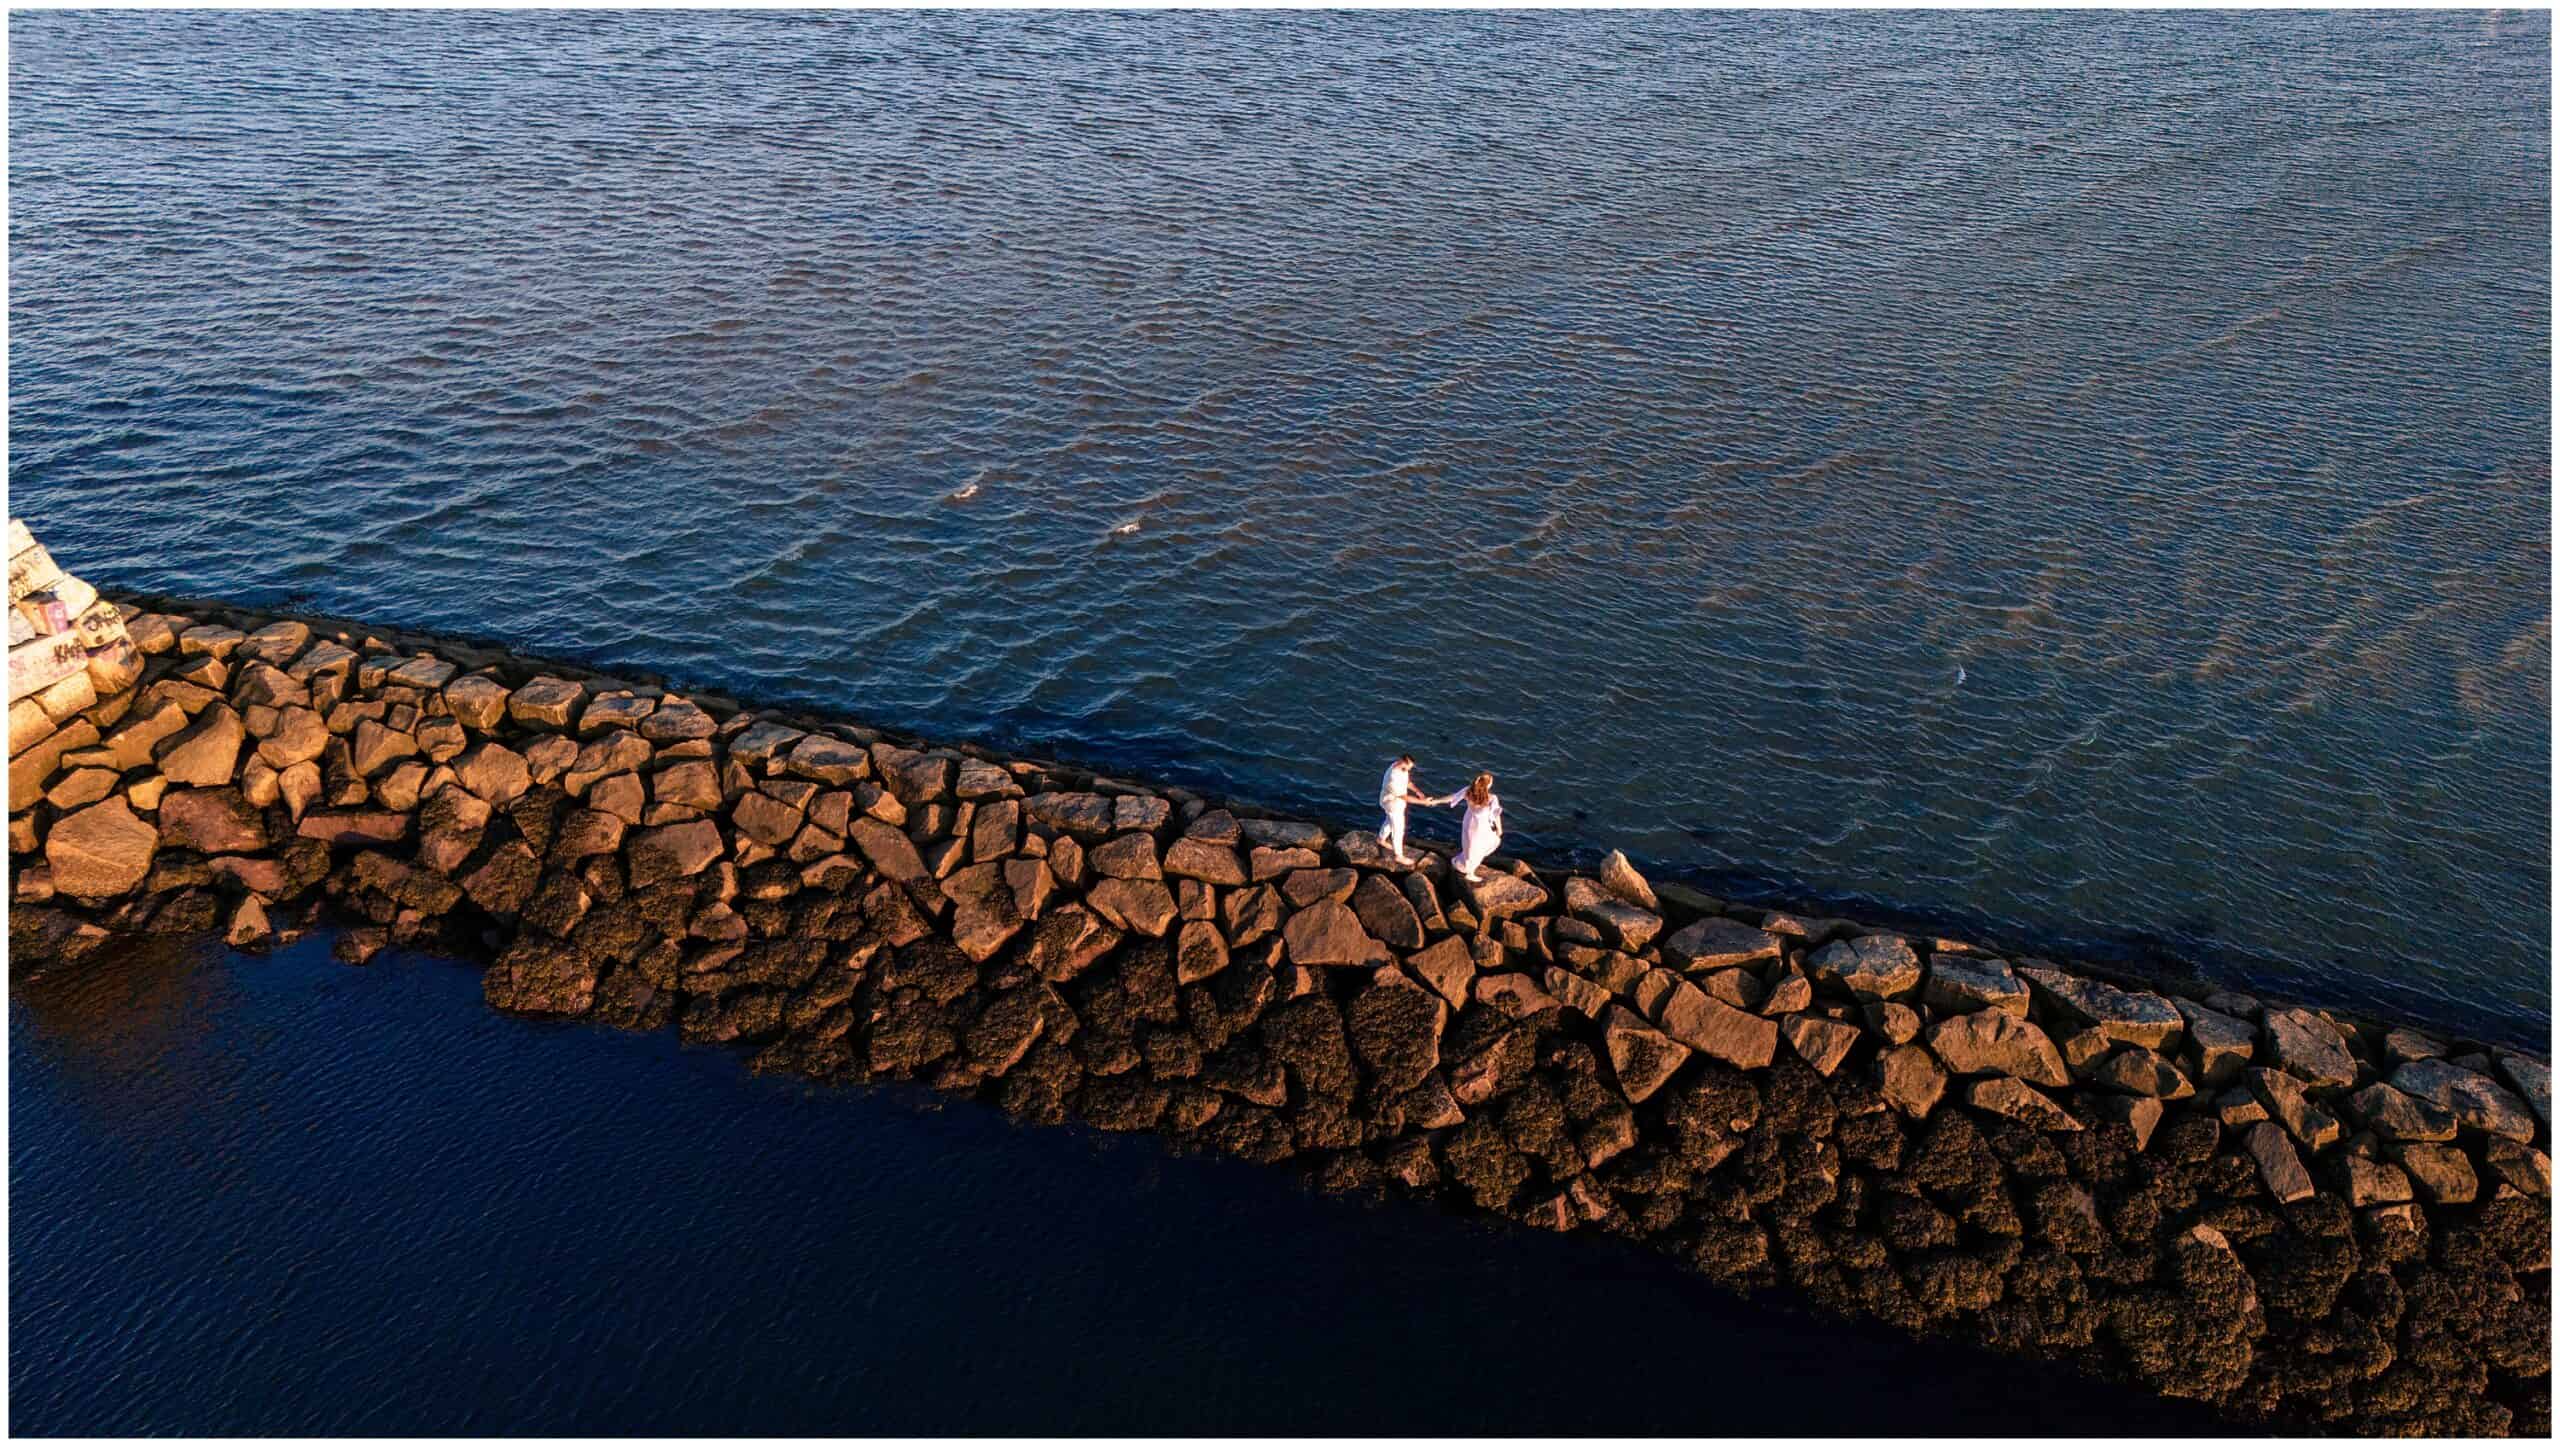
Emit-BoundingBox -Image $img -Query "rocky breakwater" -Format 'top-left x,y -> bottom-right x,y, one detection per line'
7,582 -> 2551,1436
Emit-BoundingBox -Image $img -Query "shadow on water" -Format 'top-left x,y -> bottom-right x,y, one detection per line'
12,933 -> 2233,1436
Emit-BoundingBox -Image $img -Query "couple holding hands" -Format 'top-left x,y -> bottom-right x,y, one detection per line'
1377,753 -> 1504,882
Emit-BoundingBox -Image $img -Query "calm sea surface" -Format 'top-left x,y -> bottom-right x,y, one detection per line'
5,12 -> 2546,1433
10,932 -> 2223,1435
10,11 -> 2550,1040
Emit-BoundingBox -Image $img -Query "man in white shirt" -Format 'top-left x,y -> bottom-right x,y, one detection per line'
1377,753 -> 1431,866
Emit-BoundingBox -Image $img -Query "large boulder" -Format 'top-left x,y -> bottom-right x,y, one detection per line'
2262,1007 -> 2360,1089
1162,836 -> 1246,886
2244,1066 -> 2339,1149
1602,1005 -> 1690,1103
1657,979 -> 1778,1069
44,797 -> 157,897
2387,1141 -> 2479,1205
1458,870 -> 1548,920
940,862 -> 1025,963
2390,1057 -> 2538,1144
156,787 -> 268,854
1597,849 -> 1658,911
1925,1009 -> 2069,1087
1086,877 -> 1178,938
846,818 -> 928,882
627,819 -> 725,888
2243,1121 -> 2315,1202
1281,899 -> 1378,967
2173,998 -> 2256,1085
155,703 -> 246,787
1806,934 -> 1922,1002
2017,966 -> 2183,1048
1661,915 -> 1781,971
1780,1013 -> 1861,1077
1967,1077 -> 2081,1131
2347,1081 -> 2457,1143
1876,1043 -> 1948,1119
1349,874 -> 1425,949
1922,954 -> 2028,1017
1346,972 -> 1446,1093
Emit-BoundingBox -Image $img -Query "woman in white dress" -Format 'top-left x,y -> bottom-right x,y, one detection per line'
1434,772 -> 1504,882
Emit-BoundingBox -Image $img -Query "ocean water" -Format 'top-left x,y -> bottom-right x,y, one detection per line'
9,932 -> 2225,1436
7,12 -> 2545,1036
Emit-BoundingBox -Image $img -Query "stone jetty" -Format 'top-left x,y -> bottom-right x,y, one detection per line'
5,531 -> 2549,1435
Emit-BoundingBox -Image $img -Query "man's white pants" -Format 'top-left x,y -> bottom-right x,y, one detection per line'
1379,800 -> 1408,860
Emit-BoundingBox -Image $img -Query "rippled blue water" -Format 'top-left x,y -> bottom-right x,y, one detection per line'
9,11 -> 2548,1042
9,933 -> 2226,1435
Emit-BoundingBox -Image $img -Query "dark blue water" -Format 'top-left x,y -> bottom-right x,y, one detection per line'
10,934 -> 2223,1435
8,11 -> 2550,1042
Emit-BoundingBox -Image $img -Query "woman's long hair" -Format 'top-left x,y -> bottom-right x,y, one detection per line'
1467,773 -> 1493,807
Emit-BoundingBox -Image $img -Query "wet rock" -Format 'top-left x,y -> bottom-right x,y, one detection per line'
1781,1013 -> 1862,1077
2244,1120 -> 2315,1202
1087,877 -> 1178,938
2017,966 -> 2183,1048
224,895 -> 272,948
1603,1005 -> 1691,1103
44,797 -> 157,897
1657,979 -> 1778,1069
156,703 -> 246,786
1877,1043 -> 1948,1119
1915,952 -> 2022,1016
1279,898 -> 1376,967
2389,1057 -> 2538,1143
2386,1141 -> 2478,1205
1926,1009 -> 2070,1087
484,936 -> 600,1016
1966,1076 -> 2081,1131
1662,915 -> 1782,971
1806,934 -> 1922,1002
2262,1007 -> 2360,1089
